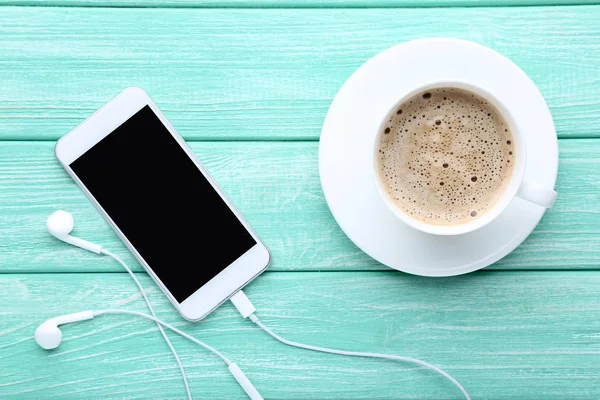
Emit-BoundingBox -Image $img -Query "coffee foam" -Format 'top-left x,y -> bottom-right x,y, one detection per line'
376,87 -> 515,225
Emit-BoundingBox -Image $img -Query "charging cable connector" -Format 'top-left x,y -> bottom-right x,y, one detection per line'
231,290 -> 256,319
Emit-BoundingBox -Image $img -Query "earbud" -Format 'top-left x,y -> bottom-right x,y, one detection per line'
47,210 -> 102,254
35,311 -> 95,350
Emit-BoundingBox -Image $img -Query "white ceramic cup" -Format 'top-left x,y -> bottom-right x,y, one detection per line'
371,80 -> 557,236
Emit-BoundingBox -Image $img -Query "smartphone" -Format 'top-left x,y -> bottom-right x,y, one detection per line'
55,87 -> 270,321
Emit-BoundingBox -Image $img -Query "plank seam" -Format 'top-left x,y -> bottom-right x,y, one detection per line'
0,3 -> 599,8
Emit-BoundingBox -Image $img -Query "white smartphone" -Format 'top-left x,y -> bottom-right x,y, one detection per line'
55,87 -> 270,321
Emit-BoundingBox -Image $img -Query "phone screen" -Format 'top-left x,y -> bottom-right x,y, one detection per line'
70,105 -> 257,303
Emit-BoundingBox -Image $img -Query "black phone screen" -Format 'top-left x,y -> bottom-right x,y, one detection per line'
70,105 -> 257,302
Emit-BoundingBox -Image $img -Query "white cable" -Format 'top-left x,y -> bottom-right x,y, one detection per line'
91,309 -> 263,399
92,308 -> 231,365
100,251 -> 264,399
230,291 -> 470,400
252,316 -> 470,399
101,249 -> 192,400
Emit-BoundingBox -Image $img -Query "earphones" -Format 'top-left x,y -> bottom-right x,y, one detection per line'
38,211 -> 102,351
35,310 -> 94,350
46,210 -> 102,254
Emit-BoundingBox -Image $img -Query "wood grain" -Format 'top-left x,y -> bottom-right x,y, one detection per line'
1,140 -> 598,274
0,7 -> 599,141
1,271 -> 599,399
1,0 -> 598,7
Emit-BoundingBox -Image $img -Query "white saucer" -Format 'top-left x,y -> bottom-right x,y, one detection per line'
319,38 -> 558,276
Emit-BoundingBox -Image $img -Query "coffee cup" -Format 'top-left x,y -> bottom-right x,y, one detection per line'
371,80 -> 557,236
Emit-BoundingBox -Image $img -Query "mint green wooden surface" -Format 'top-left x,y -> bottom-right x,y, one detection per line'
1,7 -> 600,141
1,0 -> 599,6
2,272 -> 600,399
1,2 -> 599,400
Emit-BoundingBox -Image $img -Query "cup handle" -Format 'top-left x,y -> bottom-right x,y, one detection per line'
516,180 -> 557,208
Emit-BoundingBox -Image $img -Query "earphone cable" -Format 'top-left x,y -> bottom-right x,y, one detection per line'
101,249 -> 193,400
92,308 -> 232,365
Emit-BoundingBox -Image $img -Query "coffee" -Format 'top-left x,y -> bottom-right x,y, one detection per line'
376,87 -> 515,225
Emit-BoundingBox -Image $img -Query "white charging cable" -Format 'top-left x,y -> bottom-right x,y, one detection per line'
101,249 -> 192,400
230,290 -> 471,400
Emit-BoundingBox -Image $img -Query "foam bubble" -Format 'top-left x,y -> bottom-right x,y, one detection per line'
376,87 -> 515,225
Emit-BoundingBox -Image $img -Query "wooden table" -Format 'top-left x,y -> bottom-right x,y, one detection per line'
1,2 -> 599,399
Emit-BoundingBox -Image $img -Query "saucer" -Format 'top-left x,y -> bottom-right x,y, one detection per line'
318,38 -> 558,276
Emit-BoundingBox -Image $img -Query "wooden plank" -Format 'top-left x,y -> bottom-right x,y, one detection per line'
1,0 -> 598,7
0,7 -> 599,141
1,271 -> 599,399
1,140 -> 598,274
